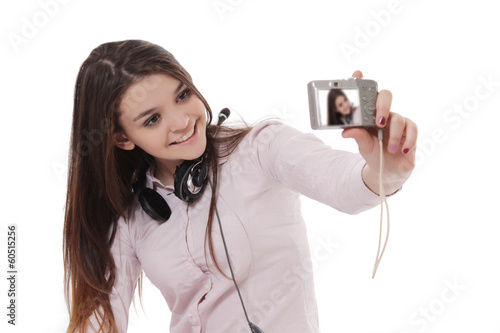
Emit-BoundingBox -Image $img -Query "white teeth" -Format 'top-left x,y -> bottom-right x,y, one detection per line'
174,127 -> 195,144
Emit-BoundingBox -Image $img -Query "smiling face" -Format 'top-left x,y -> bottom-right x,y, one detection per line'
114,74 -> 207,181
335,95 -> 351,115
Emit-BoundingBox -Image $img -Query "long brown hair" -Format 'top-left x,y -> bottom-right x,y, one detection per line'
64,40 -> 251,332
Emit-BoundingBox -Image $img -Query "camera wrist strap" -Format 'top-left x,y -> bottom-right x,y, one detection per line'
372,128 -> 390,279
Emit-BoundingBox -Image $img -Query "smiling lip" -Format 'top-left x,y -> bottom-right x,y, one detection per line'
171,124 -> 197,145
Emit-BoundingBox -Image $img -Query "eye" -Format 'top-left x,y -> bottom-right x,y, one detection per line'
177,88 -> 191,102
144,114 -> 160,127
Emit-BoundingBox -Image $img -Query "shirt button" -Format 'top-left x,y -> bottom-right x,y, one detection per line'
189,315 -> 199,325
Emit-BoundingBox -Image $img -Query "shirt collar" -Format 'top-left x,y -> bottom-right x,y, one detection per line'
145,164 -> 175,192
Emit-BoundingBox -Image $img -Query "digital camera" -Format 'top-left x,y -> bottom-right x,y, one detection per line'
308,78 -> 378,129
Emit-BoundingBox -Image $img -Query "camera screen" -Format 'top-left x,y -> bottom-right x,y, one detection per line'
318,88 -> 362,127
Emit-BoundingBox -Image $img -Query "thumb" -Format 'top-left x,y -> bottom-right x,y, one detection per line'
342,128 -> 375,156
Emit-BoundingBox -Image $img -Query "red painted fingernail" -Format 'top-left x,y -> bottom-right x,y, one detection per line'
403,148 -> 410,154
378,117 -> 386,126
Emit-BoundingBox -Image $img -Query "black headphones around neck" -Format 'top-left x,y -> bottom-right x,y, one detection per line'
132,153 -> 209,222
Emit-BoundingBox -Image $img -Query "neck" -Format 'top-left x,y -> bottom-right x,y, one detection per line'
154,159 -> 183,186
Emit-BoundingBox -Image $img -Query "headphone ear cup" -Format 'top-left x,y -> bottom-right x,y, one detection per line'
174,156 -> 208,203
138,187 -> 172,222
173,161 -> 191,201
192,158 -> 208,188
133,177 -> 172,222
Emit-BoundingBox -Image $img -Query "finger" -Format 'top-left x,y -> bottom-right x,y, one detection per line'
386,112 -> 405,154
401,118 -> 418,154
352,70 -> 363,78
376,89 -> 392,127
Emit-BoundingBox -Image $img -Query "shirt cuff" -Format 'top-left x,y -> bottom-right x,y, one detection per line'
351,156 -> 385,208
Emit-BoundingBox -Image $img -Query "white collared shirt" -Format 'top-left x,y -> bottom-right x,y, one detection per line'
101,120 -> 380,332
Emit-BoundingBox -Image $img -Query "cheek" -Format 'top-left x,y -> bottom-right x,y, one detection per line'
137,131 -> 168,151
191,97 -> 207,118
199,107 -> 208,123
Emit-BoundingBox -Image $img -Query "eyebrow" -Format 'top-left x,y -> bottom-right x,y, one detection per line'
133,107 -> 156,122
132,81 -> 185,122
174,81 -> 184,94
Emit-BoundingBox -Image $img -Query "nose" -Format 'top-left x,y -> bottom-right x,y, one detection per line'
166,108 -> 189,133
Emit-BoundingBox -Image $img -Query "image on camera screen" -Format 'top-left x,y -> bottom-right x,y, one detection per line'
318,88 -> 362,126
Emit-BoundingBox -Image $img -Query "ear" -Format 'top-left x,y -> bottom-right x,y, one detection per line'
113,132 -> 135,150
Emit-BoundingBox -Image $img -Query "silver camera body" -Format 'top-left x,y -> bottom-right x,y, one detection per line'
308,78 -> 378,129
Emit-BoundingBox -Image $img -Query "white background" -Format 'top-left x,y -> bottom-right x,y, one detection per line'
1,0 -> 499,332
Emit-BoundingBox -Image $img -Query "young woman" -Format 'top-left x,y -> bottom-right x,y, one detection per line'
327,89 -> 359,125
64,39 -> 417,332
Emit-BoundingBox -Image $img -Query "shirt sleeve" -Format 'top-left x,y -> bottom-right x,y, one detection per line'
249,120 -> 381,214
86,218 -> 142,333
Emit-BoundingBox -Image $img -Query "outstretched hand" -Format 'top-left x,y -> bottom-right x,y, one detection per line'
342,70 -> 418,195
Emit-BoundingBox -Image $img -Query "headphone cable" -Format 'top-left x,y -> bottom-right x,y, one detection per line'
208,178 -> 264,333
